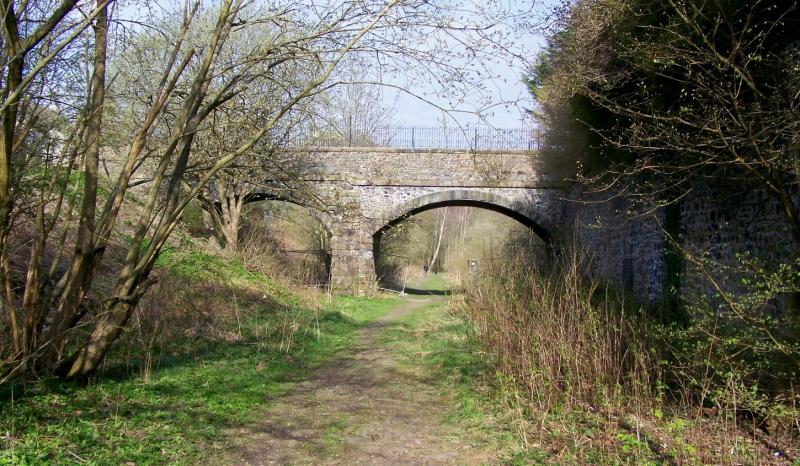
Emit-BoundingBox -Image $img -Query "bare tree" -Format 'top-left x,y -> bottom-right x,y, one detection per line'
533,0 -> 800,237
427,207 -> 447,274
1,0 -> 406,379
1,0 -> 531,381
531,0 -> 800,307
308,61 -> 395,145
0,0 -> 108,366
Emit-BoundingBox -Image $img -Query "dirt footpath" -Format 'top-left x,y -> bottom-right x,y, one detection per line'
219,297 -> 494,465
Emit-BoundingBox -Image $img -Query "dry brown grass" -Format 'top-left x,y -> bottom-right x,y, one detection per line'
456,245 -> 799,463
459,246 -> 654,413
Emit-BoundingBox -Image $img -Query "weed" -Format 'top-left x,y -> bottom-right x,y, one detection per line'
456,243 -> 800,463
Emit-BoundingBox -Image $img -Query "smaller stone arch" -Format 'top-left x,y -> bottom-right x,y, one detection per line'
234,193 -> 334,282
373,189 -> 555,243
242,191 -> 339,231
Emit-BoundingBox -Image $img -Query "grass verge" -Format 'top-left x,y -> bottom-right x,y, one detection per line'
378,297 -> 544,464
0,247 -> 399,465
377,297 -> 773,465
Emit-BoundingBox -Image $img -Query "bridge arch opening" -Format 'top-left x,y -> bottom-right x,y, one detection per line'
205,195 -> 333,286
372,191 -> 551,292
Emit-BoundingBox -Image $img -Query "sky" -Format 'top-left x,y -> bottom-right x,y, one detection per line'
115,0 -> 553,129
382,54 -> 542,128
379,2 -> 552,129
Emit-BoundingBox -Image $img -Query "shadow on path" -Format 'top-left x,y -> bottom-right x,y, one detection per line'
378,282 -> 456,296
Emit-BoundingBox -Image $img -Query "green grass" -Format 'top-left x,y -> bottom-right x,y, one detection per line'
384,300 -> 700,465
378,299 -> 545,464
156,241 -> 256,282
381,301 -> 674,464
332,295 -> 400,324
152,240 -> 304,308
380,299 -> 680,465
318,415 -> 349,458
407,273 -> 448,292
0,277 -> 399,465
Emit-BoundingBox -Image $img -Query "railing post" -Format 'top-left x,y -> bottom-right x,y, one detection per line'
348,115 -> 352,146
307,125 -> 533,150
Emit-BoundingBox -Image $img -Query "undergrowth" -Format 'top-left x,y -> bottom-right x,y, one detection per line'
379,297 -> 652,464
0,243 -> 399,465
456,247 -> 800,464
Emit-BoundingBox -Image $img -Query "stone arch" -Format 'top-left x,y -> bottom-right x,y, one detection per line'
373,189 -> 554,243
237,193 -> 334,282
242,191 -> 338,231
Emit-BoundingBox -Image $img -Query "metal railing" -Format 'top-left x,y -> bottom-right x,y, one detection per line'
289,126 -> 540,151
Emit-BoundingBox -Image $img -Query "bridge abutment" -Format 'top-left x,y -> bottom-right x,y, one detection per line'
329,221 -> 376,293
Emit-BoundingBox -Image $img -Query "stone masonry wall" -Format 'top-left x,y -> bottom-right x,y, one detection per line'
568,181 -> 795,307
567,185 -> 666,303
298,148 -> 569,189
678,182 -> 794,305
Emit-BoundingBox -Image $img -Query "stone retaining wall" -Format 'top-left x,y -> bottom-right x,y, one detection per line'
568,181 -> 795,306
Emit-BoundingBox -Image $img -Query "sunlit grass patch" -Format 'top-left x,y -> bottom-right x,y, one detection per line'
406,273 -> 449,292
331,295 -> 401,325
377,300 -> 545,463
0,259 -> 396,465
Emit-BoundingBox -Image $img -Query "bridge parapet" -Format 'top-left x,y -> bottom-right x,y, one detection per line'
295,147 -> 570,189
290,126 -> 541,151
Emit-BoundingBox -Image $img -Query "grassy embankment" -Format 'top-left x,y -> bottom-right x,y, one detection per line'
0,244 -> 399,465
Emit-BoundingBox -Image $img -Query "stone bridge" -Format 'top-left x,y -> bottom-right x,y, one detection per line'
283,147 -> 570,290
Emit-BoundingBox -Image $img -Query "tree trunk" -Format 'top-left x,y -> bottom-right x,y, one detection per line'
0,0 -> 25,355
45,0 -> 108,362
220,193 -> 244,254
61,1 -> 235,379
429,208 -> 447,273
202,184 -> 245,254
60,280 -> 150,380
